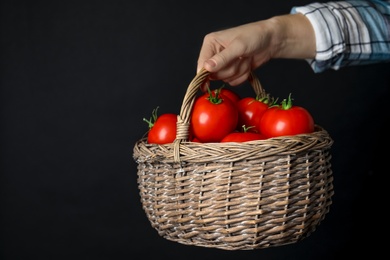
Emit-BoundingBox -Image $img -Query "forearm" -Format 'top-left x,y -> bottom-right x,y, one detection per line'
266,13 -> 316,60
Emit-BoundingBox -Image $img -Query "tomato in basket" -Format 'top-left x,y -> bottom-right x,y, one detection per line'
191,88 -> 238,143
259,94 -> 314,138
221,125 -> 267,142
236,94 -> 276,133
143,107 -> 177,144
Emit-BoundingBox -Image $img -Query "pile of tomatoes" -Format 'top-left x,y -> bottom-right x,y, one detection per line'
144,87 -> 315,144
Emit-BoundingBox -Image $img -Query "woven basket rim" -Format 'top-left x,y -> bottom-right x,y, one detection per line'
134,124 -> 333,164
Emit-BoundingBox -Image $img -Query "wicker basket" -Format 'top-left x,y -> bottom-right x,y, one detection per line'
133,68 -> 334,250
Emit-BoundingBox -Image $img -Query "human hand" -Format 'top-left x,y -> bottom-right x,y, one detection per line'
196,13 -> 316,89
197,21 -> 274,88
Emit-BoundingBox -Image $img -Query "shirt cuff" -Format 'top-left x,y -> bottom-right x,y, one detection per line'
291,3 -> 348,72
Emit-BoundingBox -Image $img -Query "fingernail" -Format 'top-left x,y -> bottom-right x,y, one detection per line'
205,59 -> 217,68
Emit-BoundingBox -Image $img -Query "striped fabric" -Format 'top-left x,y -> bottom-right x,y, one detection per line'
291,0 -> 390,72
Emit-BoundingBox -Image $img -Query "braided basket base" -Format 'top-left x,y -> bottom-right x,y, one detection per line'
134,126 -> 334,250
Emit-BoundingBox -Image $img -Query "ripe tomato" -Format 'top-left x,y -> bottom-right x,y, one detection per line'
144,107 -> 177,144
259,94 -> 314,138
191,90 -> 238,143
221,131 -> 267,142
236,95 -> 274,133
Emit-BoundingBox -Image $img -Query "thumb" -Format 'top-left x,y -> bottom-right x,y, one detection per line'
203,48 -> 241,72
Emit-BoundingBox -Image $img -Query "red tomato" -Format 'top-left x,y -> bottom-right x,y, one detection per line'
191,91 -> 238,143
144,107 -> 177,144
259,94 -> 314,138
236,96 -> 273,133
221,131 -> 267,142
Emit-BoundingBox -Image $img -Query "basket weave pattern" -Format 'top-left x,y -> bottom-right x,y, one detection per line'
133,69 -> 334,250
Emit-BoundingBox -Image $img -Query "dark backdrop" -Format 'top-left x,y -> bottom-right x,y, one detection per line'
1,1 -> 388,259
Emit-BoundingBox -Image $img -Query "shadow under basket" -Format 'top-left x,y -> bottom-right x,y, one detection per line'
133,69 -> 334,251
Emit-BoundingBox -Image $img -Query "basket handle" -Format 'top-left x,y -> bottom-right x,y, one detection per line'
173,68 -> 266,162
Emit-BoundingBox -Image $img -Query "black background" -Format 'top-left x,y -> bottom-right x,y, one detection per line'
1,1 -> 388,259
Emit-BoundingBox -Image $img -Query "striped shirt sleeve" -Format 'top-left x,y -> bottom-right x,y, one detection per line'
291,0 -> 390,73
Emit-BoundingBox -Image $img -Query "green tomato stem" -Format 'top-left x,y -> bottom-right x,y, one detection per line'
281,93 -> 293,110
143,106 -> 159,129
206,87 -> 223,105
